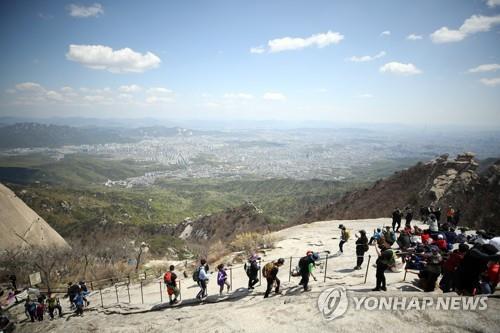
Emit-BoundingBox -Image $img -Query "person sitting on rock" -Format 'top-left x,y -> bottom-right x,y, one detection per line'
419,246 -> 443,292
382,226 -> 396,247
368,228 -> 382,245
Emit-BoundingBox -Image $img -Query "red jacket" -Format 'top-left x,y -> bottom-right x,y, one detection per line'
436,239 -> 448,251
443,251 -> 465,273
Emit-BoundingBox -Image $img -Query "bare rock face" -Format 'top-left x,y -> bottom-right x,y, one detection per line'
0,183 -> 70,252
299,153 -> 500,232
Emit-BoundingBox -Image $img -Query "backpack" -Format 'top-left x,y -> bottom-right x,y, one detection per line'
344,230 -> 351,241
244,261 -> 253,277
262,262 -> 274,278
192,267 -> 201,282
363,243 -> 369,252
164,272 -> 172,285
298,256 -> 309,273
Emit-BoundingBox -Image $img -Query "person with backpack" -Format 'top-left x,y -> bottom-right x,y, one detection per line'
245,254 -> 261,291
298,251 -> 319,291
66,282 -> 80,309
405,207 -> 413,226
263,258 -> 285,298
392,208 -> 402,232
195,259 -> 210,300
383,226 -> 396,246
354,230 -> 369,270
47,293 -> 63,320
338,224 -> 350,254
73,291 -> 84,316
440,243 -> 469,292
373,244 -> 395,291
217,264 -> 231,296
164,265 -> 180,305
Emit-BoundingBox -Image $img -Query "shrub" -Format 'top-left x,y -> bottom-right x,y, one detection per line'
229,232 -> 276,255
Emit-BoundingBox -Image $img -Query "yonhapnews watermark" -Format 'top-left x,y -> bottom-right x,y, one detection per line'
317,287 -> 489,321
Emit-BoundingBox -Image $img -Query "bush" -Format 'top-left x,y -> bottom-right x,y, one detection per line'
229,232 -> 276,255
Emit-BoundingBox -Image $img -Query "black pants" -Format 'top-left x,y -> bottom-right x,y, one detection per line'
339,240 -> 346,253
356,254 -> 364,267
375,262 -> 388,289
49,305 -> 62,319
392,220 -> 401,232
264,277 -> 280,298
299,272 -> 310,290
197,279 -> 207,299
248,276 -> 259,289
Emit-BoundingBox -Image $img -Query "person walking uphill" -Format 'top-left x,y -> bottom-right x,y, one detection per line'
217,264 -> 231,296
354,230 -> 369,270
245,254 -> 261,291
338,224 -> 350,254
195,259 -> 210,300
299,251 -> 319,291
263,258 -> 285,298
164,265 -> 180,305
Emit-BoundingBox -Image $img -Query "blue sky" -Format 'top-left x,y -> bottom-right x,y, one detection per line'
0,0 -> 499,126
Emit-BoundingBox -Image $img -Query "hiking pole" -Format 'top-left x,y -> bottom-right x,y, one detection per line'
159,281 -> 163,303
179,280 -> 182,301
140,281 -> 144,304
90,281 -> 94,291
364,255 -> 371,284
288,256 -> 292,282
144,271 -> 147,280
323,255 -> 329,283
115,285 -> 119,303
229,268 -> 233,291
99,288 -> 104,307
127,283 -> 131,303
258,259 -> 262,287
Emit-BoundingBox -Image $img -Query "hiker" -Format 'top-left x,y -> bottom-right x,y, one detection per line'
263,258 -> 285,298
368,228 -> 382,245
164,265 -> 180,304
47,293 -> 63,319
480,260 -> 500,294
196,259 -> 210,300
440,243 -> 469,293
382,226 -> 396,247
435,234 -> 448,251
298,251 -> 319,291
79,281 -> 90,306
434,207 -> 442,223
217,264 -> 231,296
420,246 -> 442,292
428,214 -> 439,233
392,208 -> 402,232
338,224 -> 350,253
420,206 -> 430,221
245,254 -> 261,291
354,230 -> 369,270
36,299 -> 45,321
456,243 -> 500,295
66,282 -> 80,308
405,207 -> 413,226
453,209 -> 461,226
73,291 -> 84,316
446,205 -> 455,224
396,230 -> 411,251
373,244 -> 395,291
25,299 -> 36,322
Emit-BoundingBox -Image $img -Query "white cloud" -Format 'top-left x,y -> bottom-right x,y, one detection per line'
145,96 -> 174,104
406,34 -> 423,40
468,63 -> 500,73
380,30 -> 391,37
66,44 -> 161,73
479,77 -> 500,86
223,92 -> 254,100
67,3 -> 104,18
38,12 -> 54,20
357,93 -> 374,99
119,84 -> 142,93
250,46 -> 265,54
430,14 -> 500,43
379,62 -> 422,75
263,92 -> 286,101
266,31 -> 344,53
348,51 -> 386,62
486,0 -> 500,8
15,82 -> 44,91
147,87 -> 172,94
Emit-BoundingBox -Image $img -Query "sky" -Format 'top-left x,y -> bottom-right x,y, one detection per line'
0,0 -> 500,127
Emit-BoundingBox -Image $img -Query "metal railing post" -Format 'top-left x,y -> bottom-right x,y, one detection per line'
159,281 -> 163,303
115,285 -> 119,303
127,283 -> 131,303
288,256 -> 292,282
229,268 -> 233,291
364,255 -> 371,284
140,280 -> 144,304
99,288 -> 104,307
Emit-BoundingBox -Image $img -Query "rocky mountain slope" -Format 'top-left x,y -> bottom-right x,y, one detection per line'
0,182 -> 70,251
301,153 -> 500,232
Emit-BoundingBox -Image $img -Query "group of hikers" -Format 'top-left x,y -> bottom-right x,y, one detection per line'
24,293 -> 62,322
